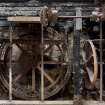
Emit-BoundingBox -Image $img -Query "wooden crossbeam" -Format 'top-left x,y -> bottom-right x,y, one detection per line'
7,16 -> 41,23
0,100 -> 104,105
0,100 -> 72,105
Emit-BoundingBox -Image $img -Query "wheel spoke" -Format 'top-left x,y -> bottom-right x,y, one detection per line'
82,49 -> 93,64
81,50 -> 87,63
86,67 -> 94,83
44,43 -> 54,53
37,64 -> 55,84
16,43 -> 30,54
84,54 -> 93,65
14,74 -> 22,82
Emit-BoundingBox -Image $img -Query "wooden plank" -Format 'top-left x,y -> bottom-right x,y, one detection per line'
7,16 -> 41,23
0,100 -> 104,105
0,100 -> 73,105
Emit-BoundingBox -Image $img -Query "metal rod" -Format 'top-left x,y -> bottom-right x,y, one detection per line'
9,23 -> 13,101
100,21 -> 103,101
41,24 -> 44,101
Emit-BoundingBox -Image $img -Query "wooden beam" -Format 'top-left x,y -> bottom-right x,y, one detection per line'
0,100 -> 104,105
0,100 -> 72,105
7,16 -> 41,23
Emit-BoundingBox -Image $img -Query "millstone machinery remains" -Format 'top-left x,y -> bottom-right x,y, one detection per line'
0,0 -> 105,105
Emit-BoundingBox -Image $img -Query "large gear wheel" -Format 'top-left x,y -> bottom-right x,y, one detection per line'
82,40 -> 98,89
0,27 -> 71,100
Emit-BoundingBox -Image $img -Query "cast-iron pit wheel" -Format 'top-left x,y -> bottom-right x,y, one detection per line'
0,29 -> 70,100
82,40 -> 98,89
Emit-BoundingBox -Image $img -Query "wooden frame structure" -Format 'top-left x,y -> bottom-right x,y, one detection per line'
0,8 -> 103,104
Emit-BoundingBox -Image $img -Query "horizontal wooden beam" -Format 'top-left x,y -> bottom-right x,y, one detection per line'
0,100 -> 72,105
7,16 -> 41,23
0,100 -> 104,105
7,15 -> 99,23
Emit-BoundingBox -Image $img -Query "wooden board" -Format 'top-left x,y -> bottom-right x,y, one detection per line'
7,16 -> 41,23
0,100 -> 105,105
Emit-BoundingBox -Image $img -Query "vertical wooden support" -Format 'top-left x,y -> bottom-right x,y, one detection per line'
32,68 -> 35,95
100,21 -> 103,101
9,23 -> 13,101
73,7 -> 82,105
41,24 -> 44,101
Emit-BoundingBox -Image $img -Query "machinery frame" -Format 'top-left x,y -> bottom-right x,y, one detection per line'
0,4 -> 104,104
